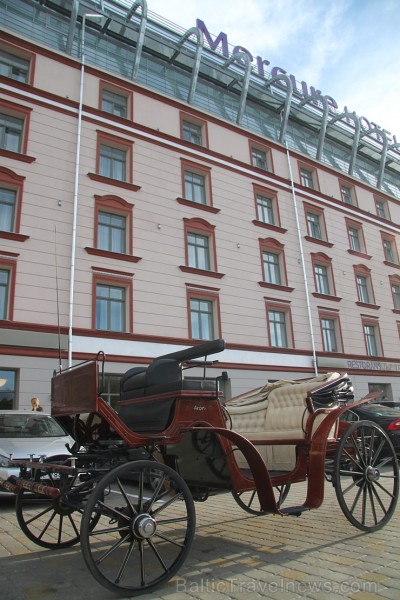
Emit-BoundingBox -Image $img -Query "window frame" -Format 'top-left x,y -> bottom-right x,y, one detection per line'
318,309 -> 343,353
374,197 -> 390,220
299,163 -> 319,190
0,166 -> 27,240
265,298 -> 294,349
345,217 -> 369,258
251,184 -> 285,231
180,113 -> 208,147
0,44 -> 35,85
94,195 -> 133,255
362,317 -> 382,357
0,368 -> 17,409
381,232 -> 399,265
89,132 -> 139,192
259,238 -> 292,291
389,275 -> 400,312
92,270 -> 133,333
339,181 -> 357,206
303,203 -> 331,246
311,252 -> 339,300
179,160 -> 216,212
249,142 -> 272,172
181,217 -> 222,277
99,81 -> 132,120
186,287 -> 221,341
0,256 -> 16,321
353,264 -> 377,307
0,100 -> 33,159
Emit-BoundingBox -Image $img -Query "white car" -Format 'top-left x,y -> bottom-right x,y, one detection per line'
0,411 -> 74,495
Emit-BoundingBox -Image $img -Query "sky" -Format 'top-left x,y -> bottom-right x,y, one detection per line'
145,0 -> 400,141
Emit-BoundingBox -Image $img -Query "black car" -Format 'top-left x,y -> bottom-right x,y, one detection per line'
340,402 -> 400,455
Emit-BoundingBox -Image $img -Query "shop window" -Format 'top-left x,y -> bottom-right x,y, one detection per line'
100,374 -> 122,410
0,369 -> 17,409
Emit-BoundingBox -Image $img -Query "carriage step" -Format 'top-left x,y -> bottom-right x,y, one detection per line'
280,506 -> 309,516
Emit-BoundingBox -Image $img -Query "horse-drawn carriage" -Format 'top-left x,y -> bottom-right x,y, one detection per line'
1,339 -> 398,595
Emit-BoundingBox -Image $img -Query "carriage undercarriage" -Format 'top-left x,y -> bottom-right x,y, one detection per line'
1,339 -> 398,596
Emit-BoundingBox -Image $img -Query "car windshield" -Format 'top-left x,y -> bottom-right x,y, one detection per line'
0,414 -> 67,438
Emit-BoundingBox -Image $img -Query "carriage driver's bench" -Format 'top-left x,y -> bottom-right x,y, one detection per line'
225,372 -> 353,471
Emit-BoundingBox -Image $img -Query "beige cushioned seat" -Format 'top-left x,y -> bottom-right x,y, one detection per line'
226,372 -> 340,471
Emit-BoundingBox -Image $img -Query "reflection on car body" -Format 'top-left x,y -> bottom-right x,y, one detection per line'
0,411 -> 74,495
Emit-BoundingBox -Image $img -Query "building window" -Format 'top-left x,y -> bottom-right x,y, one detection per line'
101,89 -> 128,118
263,252 -> 281,285
259,238 -> 289,289
99,144 -> 127,181
96,283 -> 126,332
0,267 -> 10,319
375,198 -> 389,220
348,227 -> 361,252
0,49 -> 29,83
311,253 -> 337,298
251,147 -> 268,170
381,234 -> 398,264
0,187 -> 16,232
314,264 -> 330,295
356,275 -> 370,303
256,194 -> 274,225
340,183 -> 355,205
98,211 -> 126,254
353,265 -> 375,306
392,283 -> 400,310
100,374 -> 122,410
265,300 -> 293,348
321,317 -> 340,352
0,369 -> 17,409
307,211 -> 322,240
0,113 -> 23,153
190,298 -> 214,340
300,166 -> 317,189
184,171 -> 206,204
363,322 -> 381,357
182,120 -> 202,145
188,233 -> 210,270
268,310 -> 288,347
180,114 -> 208,147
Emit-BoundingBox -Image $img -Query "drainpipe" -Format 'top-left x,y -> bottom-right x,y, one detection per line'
285,143 -> 318,376
68,13 -> 103,367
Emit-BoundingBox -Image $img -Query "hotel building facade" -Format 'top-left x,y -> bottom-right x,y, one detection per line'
1,0 -> 400,410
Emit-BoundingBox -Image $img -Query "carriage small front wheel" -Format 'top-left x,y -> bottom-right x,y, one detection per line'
80,460 -> 196,595
333,420 -> 399,532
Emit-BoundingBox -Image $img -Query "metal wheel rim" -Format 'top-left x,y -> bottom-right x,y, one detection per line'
232,484 -> 291,515
333,419 -> 399,532
80,460 -> 195,595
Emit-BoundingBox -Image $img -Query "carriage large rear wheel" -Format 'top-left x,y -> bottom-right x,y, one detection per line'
333,420 -> 399,531
80,460 -> 195,595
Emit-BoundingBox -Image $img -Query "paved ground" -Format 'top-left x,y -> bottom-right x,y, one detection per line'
1,481 -> 399,600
